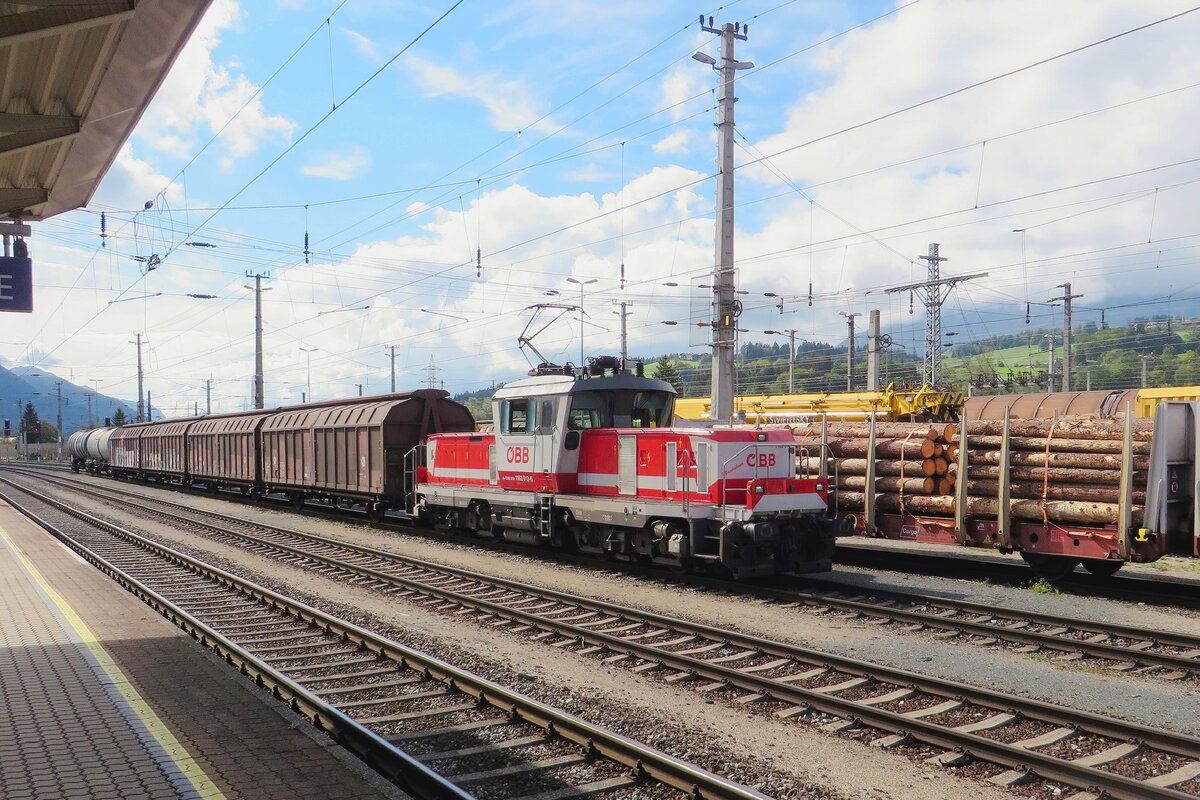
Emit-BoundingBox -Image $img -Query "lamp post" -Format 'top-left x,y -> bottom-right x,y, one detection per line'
839,312 -> 861,392
299,347 -> 318,401
764,329 -> 801,393
1044,334 -> 1057,392
565,277 -> 597,367
89,379 -> 102,427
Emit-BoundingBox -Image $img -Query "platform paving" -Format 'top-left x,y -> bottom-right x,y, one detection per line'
0,499 -> 406,800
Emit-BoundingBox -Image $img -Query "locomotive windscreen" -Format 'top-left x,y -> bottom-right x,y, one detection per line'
567,390 -> 673,429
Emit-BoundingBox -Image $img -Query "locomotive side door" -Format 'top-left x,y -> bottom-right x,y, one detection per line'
497,396 -> 558,491
496,396 -> 533,489
531,396 -> 560,484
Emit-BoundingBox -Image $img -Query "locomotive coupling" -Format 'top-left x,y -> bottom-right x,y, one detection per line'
731,520 -> 779,545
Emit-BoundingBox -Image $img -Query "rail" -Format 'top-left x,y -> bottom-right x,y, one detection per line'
10,470 -> 1200,799
0,475 -> 771,800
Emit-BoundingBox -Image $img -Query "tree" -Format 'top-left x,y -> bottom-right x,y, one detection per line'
19,402 -> 39,439
34,420 -> 58,444
112,408 -> 128,426
653,356 -> 684,391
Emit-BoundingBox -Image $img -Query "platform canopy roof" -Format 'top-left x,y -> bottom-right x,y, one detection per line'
0,0 -> 213,221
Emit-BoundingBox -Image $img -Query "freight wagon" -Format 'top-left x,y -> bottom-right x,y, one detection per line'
90,390 -> 474,519
69,366 -> 842,579
799,401 -> 1200,579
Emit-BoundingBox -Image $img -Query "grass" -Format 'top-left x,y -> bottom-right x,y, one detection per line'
1027,578 -> 1062,595
1143,556 -> 1200,574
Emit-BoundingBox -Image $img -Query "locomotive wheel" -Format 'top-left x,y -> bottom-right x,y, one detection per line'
1081,558 -> 1124,578
1020,552 -> 1079,581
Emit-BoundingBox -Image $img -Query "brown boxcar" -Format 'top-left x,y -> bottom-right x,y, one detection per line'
140,419 -> 195,477
108,424 -> 147,472
188,410 -> 275,488
260,390 -> 473,509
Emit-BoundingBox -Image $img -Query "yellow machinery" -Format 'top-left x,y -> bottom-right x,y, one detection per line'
673,383 -> 964,423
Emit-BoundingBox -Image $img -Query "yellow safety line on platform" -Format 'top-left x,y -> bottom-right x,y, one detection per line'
0,524 -> 229,800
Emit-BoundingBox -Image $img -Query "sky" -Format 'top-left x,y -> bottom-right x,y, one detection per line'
6,0 -> 1200,416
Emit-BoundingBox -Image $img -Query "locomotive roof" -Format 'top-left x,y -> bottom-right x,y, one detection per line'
493,372 -> 676,400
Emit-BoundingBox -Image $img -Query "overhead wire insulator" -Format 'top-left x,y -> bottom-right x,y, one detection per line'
807,281 -> 812,307
100,212 -> 107,248
909,291 -> 914,314
1025,303 -> 1031,324
303,204 -> 313,265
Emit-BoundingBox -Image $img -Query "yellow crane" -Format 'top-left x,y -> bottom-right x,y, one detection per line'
673,383 -> 964,423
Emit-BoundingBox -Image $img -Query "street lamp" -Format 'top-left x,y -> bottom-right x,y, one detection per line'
299,347 -> 318,401
764,329 -> 802,393
565,277 -> 597,366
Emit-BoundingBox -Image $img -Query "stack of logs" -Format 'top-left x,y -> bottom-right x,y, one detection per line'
793,416 -> 1153,527
795,422 -> 959,496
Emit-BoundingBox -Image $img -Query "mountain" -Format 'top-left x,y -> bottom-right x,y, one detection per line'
0,364 -> 136,435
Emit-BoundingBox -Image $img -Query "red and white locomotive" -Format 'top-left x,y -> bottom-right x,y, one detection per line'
415,361 -> 838,578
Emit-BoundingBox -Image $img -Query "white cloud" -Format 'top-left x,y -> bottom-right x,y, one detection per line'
404,55 -> 555,134
91,144 -> 184,210
14,2 -> 1200,407
343,28 -> 382,64
734,0 -> 1200,341
657,61 -> 709,122
301,145 -> 373,180
652,130 -> 694,155
133,0 -> 297,163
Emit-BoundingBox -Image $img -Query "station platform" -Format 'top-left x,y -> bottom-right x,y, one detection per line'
0,499 -> 405,800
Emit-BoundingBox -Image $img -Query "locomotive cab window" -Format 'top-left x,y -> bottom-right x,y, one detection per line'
501,399 -> 533,434
537,398 -> 558,433
567,392 -> 611,430
631,391 -> 672,428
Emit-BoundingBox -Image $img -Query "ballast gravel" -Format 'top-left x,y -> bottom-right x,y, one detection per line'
25,473 -> 1200,799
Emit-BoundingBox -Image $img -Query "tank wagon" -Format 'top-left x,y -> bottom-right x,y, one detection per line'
66,427 -> 115,472
415,366 -> 839,579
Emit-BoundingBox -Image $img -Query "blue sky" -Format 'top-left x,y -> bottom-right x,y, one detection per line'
8,0 -> 1200,415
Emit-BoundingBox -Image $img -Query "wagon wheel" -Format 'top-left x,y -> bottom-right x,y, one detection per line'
369,503 -> 388,524
1081,558 -> 1124,578
1020,552 -> 1079,581
290,492 -> 306,511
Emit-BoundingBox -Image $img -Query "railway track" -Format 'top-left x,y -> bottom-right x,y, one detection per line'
7,469 -> 1200,799
0,478 -> 769,800
20,466 -> 1200,681
834,540 -> 1200,610
35,461 -> 1200,610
